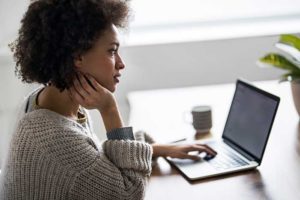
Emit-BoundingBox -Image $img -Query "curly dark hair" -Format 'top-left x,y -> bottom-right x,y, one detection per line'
10,0 -> 130,91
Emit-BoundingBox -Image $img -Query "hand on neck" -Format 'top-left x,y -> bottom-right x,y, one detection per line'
37,85 -> 80,120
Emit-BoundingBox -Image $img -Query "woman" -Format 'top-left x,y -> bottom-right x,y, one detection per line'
0,0 -> 216,199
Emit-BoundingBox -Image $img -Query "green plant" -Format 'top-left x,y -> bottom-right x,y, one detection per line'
258,34 -> 300,82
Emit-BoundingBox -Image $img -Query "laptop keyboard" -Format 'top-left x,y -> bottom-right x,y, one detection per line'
204,143 -> 249,170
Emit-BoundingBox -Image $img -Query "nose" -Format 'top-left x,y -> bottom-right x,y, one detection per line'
116,54 -> 125,70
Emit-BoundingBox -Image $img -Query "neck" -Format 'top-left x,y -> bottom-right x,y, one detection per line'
37,85 -> 79,120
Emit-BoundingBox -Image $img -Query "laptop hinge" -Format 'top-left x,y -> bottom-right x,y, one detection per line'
223,139 -> 256,162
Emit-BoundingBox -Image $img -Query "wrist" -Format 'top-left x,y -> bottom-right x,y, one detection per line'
152,144 -> 167,158
96,94 -> 117,113
98,103 -> 118,115
99,104 -> 124,132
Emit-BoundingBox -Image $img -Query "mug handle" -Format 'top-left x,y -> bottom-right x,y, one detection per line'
182,111 -> 193,124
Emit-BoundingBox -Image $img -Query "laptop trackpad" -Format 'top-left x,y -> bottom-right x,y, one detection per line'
168,158 -> 215,179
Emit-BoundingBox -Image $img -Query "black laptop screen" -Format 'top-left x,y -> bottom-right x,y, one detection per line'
223,81 -> 279,161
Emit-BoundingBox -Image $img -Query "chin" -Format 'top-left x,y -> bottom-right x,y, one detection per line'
110,88 -> 116,93
107,85 -> 116,93
101,82 -> 116,92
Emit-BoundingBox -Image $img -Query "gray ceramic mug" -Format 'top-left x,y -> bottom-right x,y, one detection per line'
184,105 -> 212,133
191,105 -> 212,133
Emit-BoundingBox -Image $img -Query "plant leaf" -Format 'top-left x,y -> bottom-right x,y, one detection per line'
259,53 -> 300,72
275,42 -> 300,64
279,34 -> 300,51
279,72 -> 300,82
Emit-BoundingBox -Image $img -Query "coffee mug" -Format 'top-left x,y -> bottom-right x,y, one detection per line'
184,105 -> 212,133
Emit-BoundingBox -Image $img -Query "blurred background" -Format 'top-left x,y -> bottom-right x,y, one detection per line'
1,0 -> 300,166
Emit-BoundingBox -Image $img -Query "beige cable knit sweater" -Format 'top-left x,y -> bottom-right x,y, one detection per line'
0,89 -> 153,200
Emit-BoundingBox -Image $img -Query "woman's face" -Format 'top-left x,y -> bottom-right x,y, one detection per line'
75,24 -> 125,92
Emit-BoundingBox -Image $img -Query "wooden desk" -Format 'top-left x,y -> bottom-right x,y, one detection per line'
128,80 -> 300,200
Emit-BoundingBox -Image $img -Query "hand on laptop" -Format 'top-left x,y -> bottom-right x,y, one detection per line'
152,143 -> 217,161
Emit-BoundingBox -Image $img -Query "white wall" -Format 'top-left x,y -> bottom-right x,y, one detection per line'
0,0 -> 288,167
0,34 -> 285,167
0,32 -> 286,167
0,0 -> 29,47
115,35 -> 283,123
0,53 -> 34,167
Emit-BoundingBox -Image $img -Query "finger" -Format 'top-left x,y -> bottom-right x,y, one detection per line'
178,153 -> 200,161
199,145 -> 217,156
73,76 -> 89,98
187,145 -> 217,156
78,73 -> 94,94
69,86 -> 85,103
85,74 -> 104,92
200,144 -> 218,155
83,74 -> 97,91
76,73 -> 91,95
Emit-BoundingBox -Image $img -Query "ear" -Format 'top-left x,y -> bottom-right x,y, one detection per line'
74,54 -> 84,69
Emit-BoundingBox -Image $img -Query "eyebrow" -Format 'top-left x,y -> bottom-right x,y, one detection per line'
110,42 -> 120,47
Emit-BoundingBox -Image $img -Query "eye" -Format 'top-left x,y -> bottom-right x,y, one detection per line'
109,48 -> 118,55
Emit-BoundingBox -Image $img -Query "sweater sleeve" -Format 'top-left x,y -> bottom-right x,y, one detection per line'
134,130 -> 156,144
134,130 -> 158,167
69,140 -> 152,200
6,111 -> 152,200
107,127 -> 135,140
24,116 -> 152,200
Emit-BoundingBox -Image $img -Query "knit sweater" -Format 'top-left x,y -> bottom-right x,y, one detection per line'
0,88 -> 153,200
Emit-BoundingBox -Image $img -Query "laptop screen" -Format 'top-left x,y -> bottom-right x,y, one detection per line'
222,80 -> 280,162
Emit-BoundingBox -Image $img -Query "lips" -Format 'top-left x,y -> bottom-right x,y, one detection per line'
114,74 -> 121,83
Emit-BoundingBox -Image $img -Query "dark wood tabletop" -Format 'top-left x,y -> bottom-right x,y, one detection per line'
128,80 -> 300,200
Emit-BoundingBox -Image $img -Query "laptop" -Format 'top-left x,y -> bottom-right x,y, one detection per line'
166,79 -> 280,180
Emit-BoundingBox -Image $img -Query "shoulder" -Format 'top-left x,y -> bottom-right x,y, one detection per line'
18,108 -> 94,144
19,108 -> 84,133
15,109 -> 83,142
14,109 -> 99,169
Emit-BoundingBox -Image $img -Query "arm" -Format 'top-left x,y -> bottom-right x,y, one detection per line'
69,73 -> 124,133
36,126 -> 151,200
151,143 -> 217,160
67,73 -> 152,198
100,105 -> 124,133
70,73 -> 217,161
69,139 -> 152,200
134,131 -> 217,161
